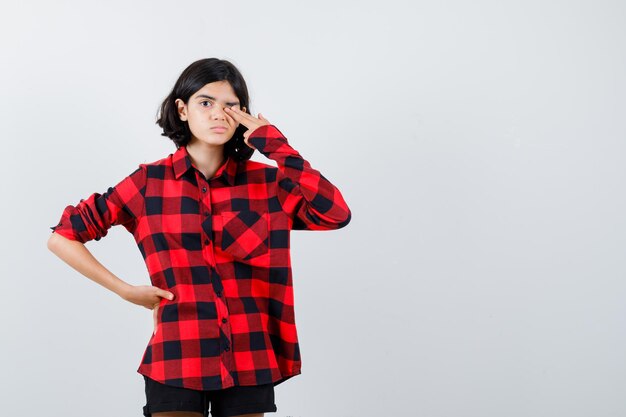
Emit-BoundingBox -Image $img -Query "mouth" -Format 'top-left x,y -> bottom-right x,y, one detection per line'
210,127 -> 228,133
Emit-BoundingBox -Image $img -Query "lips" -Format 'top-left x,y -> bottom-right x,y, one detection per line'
211,127 -> 227,132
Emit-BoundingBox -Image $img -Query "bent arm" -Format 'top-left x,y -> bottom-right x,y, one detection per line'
47,230 -> 132,299
248,125 -> 352,230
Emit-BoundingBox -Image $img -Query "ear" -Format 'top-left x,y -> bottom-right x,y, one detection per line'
175,98 -> 187,121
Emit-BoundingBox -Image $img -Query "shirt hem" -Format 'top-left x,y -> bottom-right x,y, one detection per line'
136,366 -> 302,391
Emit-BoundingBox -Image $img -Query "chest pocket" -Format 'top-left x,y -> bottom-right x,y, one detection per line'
218,210 -> 270,260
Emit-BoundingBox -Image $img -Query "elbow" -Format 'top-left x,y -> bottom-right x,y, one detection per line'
336,209 -> 351,229
47,231 -> 77,253
47,232 -> 63,253
47,233 -> 58,254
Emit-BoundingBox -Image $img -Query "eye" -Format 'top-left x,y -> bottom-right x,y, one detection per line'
200,101 -> 212,107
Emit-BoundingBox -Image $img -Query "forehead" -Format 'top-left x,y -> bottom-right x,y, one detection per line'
192,81 -> 238,100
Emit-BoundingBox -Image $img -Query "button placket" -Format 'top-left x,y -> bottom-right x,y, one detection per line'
198,175 -> 213,251
197,172 -> 234,381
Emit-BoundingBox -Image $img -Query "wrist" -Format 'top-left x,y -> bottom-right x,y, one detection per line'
115,281 -> 133,300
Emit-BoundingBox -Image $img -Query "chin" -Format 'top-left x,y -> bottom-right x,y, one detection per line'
194,132 -> 232,144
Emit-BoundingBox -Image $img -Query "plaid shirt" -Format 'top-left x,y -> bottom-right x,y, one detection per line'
50,124 -> 351,391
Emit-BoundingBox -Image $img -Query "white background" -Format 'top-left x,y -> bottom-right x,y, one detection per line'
2,0 -> 626,416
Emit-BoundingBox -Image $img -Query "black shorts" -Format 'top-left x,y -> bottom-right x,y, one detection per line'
142,375 -> 278,417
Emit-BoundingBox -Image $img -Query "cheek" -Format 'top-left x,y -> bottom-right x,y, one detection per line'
189,110 -> 210,125
186,116 -> 200,130
186,116 -> 207,137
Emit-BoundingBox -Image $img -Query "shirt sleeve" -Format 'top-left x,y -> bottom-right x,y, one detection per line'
247,124 -> 352,231
49,164 -> 147,243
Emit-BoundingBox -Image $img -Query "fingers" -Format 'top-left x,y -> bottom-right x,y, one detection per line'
225,105 -> 267,122
157,289 -> 175,300
224,110 -> 237,126
258,113 -> 270,123
225,106 -> 257,122
153,305 -> 158,335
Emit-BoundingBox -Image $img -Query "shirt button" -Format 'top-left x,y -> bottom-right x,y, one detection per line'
204,239 -> 209,245
204,211 -> 210,216
216,291 -> 222,297
202,187 -> 207,192
224,346 -> 230,351
222,318 -> 227,323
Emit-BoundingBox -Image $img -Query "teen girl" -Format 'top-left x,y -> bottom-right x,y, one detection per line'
48,57 -> 351,417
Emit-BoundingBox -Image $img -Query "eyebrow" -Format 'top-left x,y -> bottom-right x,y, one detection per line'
195,95 -> 240,106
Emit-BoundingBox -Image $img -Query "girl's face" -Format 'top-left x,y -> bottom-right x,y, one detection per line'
175,80 -> 246,147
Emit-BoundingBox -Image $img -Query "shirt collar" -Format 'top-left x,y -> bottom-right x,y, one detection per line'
172,145 -> 237,186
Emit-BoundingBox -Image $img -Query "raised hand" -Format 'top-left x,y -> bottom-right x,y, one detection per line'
224,106 -> 271,148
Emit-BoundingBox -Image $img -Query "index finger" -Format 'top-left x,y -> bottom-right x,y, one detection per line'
225,106 -> 256,122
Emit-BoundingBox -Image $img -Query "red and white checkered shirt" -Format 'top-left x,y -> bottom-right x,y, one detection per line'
50,124 -> 351,391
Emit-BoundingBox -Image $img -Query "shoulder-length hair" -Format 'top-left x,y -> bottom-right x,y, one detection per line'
156,58 -> 254,162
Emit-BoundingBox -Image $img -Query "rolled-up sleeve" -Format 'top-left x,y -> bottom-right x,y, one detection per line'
49,164 -> 147,243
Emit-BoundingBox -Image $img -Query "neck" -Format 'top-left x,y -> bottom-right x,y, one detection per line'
185,139 -> 226,180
